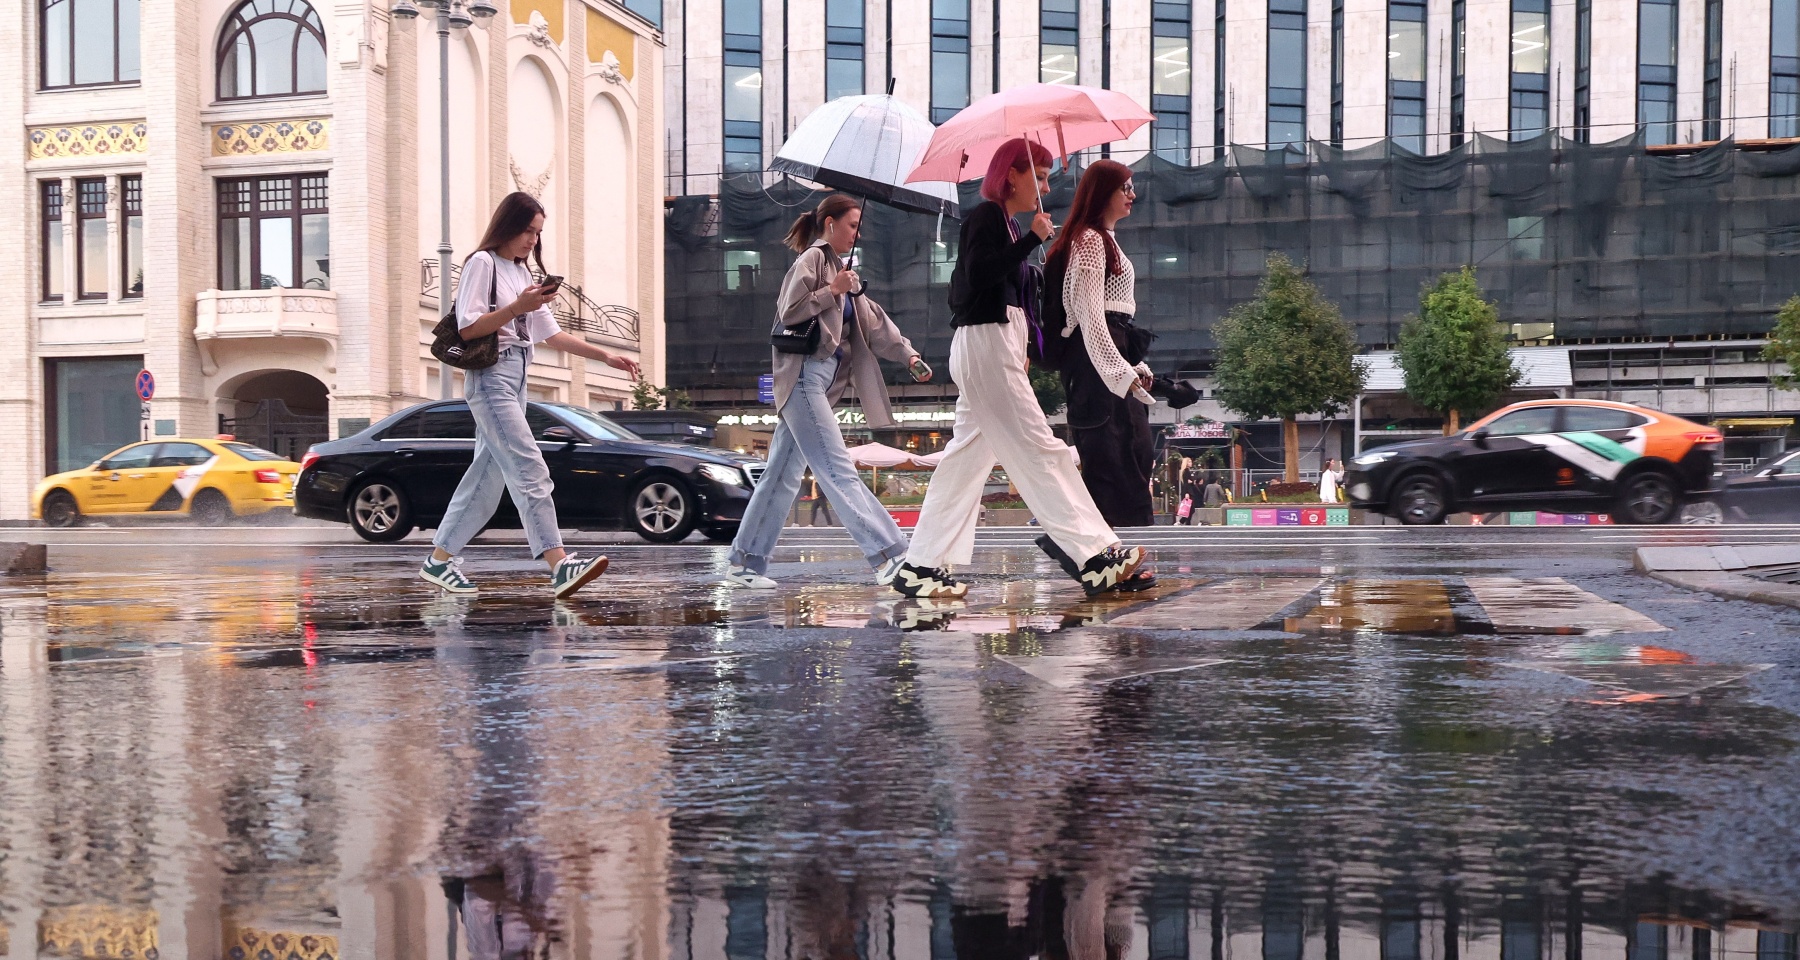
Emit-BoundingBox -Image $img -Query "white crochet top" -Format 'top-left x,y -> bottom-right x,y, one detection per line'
1061,229 -> 1154,403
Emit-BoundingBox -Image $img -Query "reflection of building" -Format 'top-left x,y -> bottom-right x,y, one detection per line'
0,0 -> 665,517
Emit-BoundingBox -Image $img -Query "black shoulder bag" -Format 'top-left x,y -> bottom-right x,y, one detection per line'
430,257 -> 501,370
771,248 -> 830,355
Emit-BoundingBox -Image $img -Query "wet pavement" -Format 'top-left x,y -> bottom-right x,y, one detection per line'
1,525 -> 1798,959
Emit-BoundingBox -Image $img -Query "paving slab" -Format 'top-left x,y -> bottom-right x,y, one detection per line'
1106,576 -> 1321,630
1466,576 -> 1667,635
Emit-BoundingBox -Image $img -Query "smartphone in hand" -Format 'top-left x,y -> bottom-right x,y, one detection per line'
538,275 -> 564,295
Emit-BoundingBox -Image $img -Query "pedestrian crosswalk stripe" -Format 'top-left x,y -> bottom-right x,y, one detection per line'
1106,577 -> 1323,631
1464,577 -> 1667,636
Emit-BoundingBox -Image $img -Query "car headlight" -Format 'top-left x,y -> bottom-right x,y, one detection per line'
699,464 -> 746,486
1353,451 -> 1397,467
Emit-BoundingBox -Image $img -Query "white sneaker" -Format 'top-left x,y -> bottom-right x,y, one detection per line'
722,564 -> 778,589
874,556 -> 904,586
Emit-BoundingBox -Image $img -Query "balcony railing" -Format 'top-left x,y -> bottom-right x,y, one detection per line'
421,259 -> 639,346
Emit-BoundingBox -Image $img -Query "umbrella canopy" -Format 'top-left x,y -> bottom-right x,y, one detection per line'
771,94 -> 961,217
905,83 -> 1155,184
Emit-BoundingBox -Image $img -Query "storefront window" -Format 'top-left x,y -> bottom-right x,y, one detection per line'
47,356 -> 143,474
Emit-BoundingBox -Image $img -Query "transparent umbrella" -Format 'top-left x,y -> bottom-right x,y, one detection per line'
771,93 -> 961,218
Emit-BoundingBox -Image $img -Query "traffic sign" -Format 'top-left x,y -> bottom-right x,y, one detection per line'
135,369 -> 155,401
757,374 -> 775,405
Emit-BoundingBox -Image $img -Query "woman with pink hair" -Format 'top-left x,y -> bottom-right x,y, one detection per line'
890,138 -> 1153,601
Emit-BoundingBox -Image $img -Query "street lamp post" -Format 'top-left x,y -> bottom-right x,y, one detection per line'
390,0 -> 496,399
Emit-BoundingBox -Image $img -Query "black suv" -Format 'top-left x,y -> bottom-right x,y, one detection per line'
295,401 -> 765,543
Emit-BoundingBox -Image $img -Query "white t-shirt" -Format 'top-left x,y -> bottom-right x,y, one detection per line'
454,251 -> 561,352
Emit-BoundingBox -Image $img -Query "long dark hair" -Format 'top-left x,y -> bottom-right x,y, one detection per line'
1046,159 -> 1131,276
469,191 -> 547,272
783,193 -> 860,252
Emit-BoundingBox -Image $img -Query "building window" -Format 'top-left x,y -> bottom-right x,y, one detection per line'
1574,0 -> 1591,141
826,0 -> 864,99
76,178 -> 107,301
1511,0 -> 1549,139
40,0 -> 139,89
723,248 -> 761,291
1330,0 -> 1344,146
1389,0 -> 1426,152
1153,0 -> 1192,161
1214,0 -> 1227,157
931,0 -> 970,123
1701,0 -> 1721,139
1451,0 -> 1466,146
218,174 -> 329,291
41,181 -> 64,303
1773,0 -> 1799,138
46,357 -> 144,475
723,0 -> 762,174
216,0 -> 327,101
1268,0 -> 1307,151
1637,0 -> 1678,146
1509,216 -> 1545,260
122,175 -> 143,298
1041,0 -> 1079,83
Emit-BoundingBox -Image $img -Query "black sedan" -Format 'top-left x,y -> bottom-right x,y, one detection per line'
295,401 -> 766,543
1345,399 -> 1723,525
1713,448 -> 1800,522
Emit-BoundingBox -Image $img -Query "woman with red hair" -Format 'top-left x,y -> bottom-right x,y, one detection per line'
890,139 -> 1153,600
1043,158 -> 1157,528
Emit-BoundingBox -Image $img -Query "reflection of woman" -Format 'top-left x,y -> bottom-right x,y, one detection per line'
1044,159 -> 1156,528
894,140 -> 1152,599
722,194 -> 928,589
419,192 -> 637,599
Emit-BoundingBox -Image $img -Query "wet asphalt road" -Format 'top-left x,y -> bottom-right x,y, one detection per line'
1,524 -> 1798,959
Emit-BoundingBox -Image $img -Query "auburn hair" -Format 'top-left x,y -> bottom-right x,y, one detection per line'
1045,158 -> 1132,276
783,194 -> 860,252
469,191 -> 547,274
979,138 -> 1056,204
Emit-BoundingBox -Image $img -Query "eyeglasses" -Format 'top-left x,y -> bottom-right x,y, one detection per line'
1120,182 -> 1137,197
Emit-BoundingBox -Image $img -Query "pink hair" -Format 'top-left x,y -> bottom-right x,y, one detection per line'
979,138 -> 1055,204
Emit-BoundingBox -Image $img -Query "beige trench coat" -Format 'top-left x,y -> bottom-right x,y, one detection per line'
769,239 -> 918,429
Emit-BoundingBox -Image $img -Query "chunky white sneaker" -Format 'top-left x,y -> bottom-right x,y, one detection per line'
420,555 -> 476,594
722,564 -> 778,589
550,554 -> 609,598
891,562 -> 969,599
874,556 -> 905,587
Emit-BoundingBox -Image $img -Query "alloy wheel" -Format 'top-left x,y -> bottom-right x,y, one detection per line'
1395,476 -> 1446,525
635,481 -> 688,536
354,483 -> 402,534
1622,473 -> 1678,524
1679,500 -> 1723,525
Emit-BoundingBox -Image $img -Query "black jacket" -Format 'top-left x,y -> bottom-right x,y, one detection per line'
948,200 -> 1044,327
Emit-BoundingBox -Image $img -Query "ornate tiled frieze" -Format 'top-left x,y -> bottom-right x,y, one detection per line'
36,905 -> 160,958
223,923 -> 340,960
28,121 -> 148,160
210,118 -> 330,157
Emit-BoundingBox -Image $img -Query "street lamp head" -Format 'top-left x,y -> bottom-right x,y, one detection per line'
447,2 -> 474,28
389,0 -> 420,18
467,0 -> 498,18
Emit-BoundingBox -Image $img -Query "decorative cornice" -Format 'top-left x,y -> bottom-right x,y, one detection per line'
37,905 -> 159,958
224,924 -> 341,960
28,121 -> 148,160
211,118 -> 330,156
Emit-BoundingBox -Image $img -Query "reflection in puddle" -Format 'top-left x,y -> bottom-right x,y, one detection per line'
1285,579 -> 1458,635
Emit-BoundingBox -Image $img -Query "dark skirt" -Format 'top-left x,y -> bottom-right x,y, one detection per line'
1059,312 -> 1155,528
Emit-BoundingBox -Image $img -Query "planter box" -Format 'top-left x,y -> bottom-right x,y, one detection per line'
1223,505 -> 1352,527
982,508 -> 1034,526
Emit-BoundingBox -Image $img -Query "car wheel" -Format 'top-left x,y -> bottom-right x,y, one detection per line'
191,489 -> 235,525
1679,500 -> 1724,525
1392,472 -> 1449,525
701,524 -> 738,543
42,490 -> 81,528
348,479 -> 416,542
630,476 -> 698,543
1617,470 -> 1680,525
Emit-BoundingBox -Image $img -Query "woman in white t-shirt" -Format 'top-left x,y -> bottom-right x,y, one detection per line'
419,192 -> 641,599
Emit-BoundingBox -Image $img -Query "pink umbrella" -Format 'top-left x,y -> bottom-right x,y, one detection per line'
904,83 -> 1155,186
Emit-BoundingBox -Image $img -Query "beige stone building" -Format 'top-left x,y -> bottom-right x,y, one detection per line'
0,0 -> 666,520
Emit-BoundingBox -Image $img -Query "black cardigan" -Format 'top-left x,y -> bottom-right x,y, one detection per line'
948,200 -> 1044,327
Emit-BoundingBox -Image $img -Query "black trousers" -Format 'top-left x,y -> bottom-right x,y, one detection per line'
1059,313 -> 1155,528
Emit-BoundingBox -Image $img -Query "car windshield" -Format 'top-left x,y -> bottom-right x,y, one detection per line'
223,442 -> 287,462
546,405 -> 642,442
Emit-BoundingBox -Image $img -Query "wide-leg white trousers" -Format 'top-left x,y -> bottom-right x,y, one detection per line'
905,307 -> 1119,569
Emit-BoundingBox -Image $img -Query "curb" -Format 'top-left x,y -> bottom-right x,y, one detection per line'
1634,545 -> 1800,610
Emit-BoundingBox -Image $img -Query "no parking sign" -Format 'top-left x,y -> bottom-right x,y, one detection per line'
135,369 -> 155,401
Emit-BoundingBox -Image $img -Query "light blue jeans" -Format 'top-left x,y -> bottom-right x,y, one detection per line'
729,355 -> 908,575
433,347 -> 563,559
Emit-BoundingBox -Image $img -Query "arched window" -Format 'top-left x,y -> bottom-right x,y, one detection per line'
216,0 -> 326,101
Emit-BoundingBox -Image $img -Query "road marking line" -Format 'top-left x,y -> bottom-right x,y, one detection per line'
1465,577 -> 1667,635
1285,579 -> 1457,634
1107,577 -> 1322,630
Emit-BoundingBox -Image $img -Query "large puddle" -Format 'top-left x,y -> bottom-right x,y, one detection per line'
0,549 -> 1795,958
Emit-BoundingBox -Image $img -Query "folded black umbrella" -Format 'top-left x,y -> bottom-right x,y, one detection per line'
1151,375 -> 1201,410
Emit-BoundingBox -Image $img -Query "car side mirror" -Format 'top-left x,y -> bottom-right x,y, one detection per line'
1470,429 -> 1490,449
541,425 -> 578,445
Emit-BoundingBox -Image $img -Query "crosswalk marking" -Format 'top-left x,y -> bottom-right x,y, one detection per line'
1285,579 -> 1457,635
996,654 -> 1232,688
1464,577 -> 1667,635
1107,577 -> 1323,630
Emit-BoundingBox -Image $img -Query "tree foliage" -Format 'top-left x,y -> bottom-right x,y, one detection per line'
1029,365 -> 1066,416
631,377 -> 663,410
1397,267 -> 1521,429
1763,294 -> 1800,391
1214,254 -> 1368,422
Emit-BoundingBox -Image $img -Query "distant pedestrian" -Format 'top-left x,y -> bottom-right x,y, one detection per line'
722,194 -> 930,590
1203,476 -> 1228,508
805,474 -> 838,526
1319,459 -> 1342,503
893,138 -> 1152,600
419,192 -> 638,598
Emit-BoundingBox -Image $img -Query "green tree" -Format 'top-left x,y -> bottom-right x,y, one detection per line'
631,376 -> 662,410
1213,253 -> 1368,483
1763,294 -> 1800,390
1029,366 -> 1066,416
660,386 -> 696,410
1397,266 -> 1522,434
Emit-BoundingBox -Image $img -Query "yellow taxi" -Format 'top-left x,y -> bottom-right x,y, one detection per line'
33,437 -> 300,526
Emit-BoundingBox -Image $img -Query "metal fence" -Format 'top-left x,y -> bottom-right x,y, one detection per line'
420,259 -> 640,345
